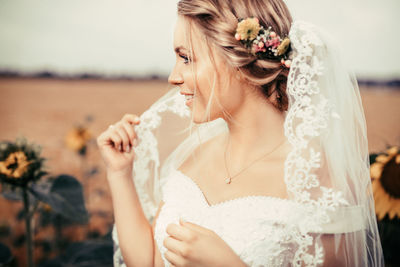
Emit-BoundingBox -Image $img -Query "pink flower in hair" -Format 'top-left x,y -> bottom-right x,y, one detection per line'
253,43 -> 266,53
266,37 -> 280,49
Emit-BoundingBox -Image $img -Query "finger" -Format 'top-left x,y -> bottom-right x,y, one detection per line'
114,124 -> 131,152
179,218 -> 211,235
163,236 -> 185,256
108,131 -> 123,151
122,114 -> 140,125
166,223 -> 194,242
96,131 -> 109,147
164,250 -> 184,267
121,121 -> 137,146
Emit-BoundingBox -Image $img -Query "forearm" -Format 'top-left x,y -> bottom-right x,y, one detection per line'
225,251 -> 248,267
107,169 -> 154,267
231,258 -> 248,267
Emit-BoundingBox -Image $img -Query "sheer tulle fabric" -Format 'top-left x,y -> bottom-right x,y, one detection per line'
112,20 -> 383,266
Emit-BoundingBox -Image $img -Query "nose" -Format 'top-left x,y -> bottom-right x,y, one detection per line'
168,66 -> 184,86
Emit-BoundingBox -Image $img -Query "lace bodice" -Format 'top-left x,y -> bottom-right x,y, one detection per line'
154,169 -> 306,267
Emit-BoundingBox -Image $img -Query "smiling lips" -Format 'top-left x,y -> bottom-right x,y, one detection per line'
181,92 -> 194,106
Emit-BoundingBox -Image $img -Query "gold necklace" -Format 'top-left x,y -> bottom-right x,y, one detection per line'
223,135 -> 286,184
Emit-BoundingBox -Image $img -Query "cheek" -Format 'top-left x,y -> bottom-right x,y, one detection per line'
192,76 -> 223,122
194,68 -> 213,100
186,63 -> 241,121
184,68 -> 214,113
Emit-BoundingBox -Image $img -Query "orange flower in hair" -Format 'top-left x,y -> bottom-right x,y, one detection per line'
235,17 -> 261,41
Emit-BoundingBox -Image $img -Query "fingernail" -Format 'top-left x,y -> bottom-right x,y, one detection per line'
133,139 -> 138,146
125,145 -> 130,153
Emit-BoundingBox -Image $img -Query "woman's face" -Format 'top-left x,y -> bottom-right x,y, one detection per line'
168,16 -> 246,123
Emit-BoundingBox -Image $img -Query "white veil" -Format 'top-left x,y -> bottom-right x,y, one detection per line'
112,20 -> 383,266
280,20 -> 383,266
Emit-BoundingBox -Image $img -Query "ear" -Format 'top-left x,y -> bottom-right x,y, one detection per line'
235,68 -> 244,82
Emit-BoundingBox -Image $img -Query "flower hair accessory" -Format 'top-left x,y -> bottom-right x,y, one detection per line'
235,17 -> 293,68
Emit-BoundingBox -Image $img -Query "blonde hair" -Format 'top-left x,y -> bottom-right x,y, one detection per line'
178,0 -> 293,112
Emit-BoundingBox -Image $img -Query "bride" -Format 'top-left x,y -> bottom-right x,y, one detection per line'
97,0 -> 383,266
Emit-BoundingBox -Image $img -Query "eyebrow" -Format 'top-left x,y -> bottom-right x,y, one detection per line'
174,46 -> 188,54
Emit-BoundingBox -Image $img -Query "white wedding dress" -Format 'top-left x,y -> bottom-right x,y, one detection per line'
154,169 -> 304,267
153,168 -> 367,267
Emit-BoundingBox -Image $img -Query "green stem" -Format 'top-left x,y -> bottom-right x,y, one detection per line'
80,154 -> 90,211
55,215 -> 63,253
23,187 -> 34,267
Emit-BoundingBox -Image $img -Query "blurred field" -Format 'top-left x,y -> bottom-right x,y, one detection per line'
0,78 -> 170,265
0,77 -> 399,265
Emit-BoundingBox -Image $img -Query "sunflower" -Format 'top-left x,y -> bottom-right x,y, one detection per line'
0,151 -> 32,178
0,137 -> 46,187
236,17 -> 261,41
65,126 -> 92,153
370,146 -> 400,220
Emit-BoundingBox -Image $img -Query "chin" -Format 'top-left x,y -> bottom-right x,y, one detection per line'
190,110 -> 222,124
189,100 -> 224,124
192,118 -> 212,124
190,113 -> 209,124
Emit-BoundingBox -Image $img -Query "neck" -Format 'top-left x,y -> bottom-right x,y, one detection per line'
224,91 -> 286,167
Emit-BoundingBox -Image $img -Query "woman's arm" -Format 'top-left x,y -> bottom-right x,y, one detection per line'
108,169 -> 155,267
97,114 -> 156,267
152,201 -> 166,267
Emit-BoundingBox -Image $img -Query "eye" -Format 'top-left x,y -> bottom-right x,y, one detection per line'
179,54 -> 190,64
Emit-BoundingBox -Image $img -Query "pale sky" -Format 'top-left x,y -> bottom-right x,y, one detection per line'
0,0 -> 399,79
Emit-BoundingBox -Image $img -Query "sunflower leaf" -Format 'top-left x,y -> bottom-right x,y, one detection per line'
30,175 -> 88,224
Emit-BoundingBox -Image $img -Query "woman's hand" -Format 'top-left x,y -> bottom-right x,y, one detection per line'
163,218 -> 247,267
97,114 -> 140,175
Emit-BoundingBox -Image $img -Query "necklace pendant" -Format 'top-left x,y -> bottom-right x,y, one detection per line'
225,177 -> 231,184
